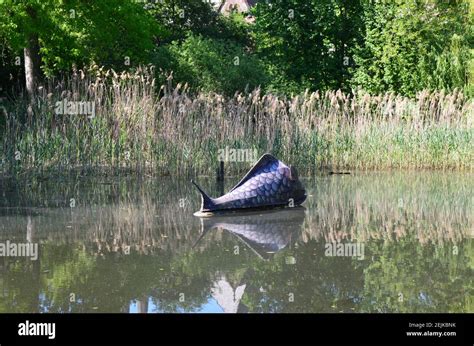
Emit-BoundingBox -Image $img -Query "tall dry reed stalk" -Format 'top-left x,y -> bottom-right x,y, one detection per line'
1,66 -> 473,176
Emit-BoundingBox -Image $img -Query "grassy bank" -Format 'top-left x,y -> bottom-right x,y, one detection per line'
1,67 -> 473,176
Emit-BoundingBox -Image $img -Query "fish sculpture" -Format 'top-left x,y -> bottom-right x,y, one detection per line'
192,153 -> 306,215
193,208 -> 305,260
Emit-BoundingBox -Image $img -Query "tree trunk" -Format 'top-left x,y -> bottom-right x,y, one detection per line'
24,5 -> 42,102
24,34 -> 41,100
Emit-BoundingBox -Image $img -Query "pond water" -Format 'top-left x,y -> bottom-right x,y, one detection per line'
0,172 -> 472,313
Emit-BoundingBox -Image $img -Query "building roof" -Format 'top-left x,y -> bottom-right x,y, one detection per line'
216,0 -> 259,14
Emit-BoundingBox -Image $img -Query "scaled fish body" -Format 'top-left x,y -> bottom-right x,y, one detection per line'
192,154 -> 306,213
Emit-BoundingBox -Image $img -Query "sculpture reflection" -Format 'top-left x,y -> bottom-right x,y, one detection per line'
195,208 -> 306,313
194,207 -> 306,259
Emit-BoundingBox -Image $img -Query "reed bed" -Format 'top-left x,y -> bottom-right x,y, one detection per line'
1,66 -> 473,176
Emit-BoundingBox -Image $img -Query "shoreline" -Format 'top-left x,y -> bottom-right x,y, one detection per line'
1,166 -> 473,182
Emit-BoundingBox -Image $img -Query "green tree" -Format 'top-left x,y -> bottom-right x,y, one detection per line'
146,0 -> 250,46
350,0 -> 472,96
0,0 -> 161,98
252,0 -> 363,94
154,33 -> 268,95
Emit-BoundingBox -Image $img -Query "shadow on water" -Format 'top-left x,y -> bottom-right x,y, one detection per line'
0,172 -> 472,313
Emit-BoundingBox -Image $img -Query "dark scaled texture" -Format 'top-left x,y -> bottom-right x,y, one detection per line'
210,156 -> 306,211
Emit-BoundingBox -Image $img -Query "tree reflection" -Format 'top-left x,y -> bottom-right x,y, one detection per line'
0,173 -> 472,313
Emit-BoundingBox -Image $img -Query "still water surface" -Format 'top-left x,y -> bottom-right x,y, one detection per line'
0,172 -> 472,313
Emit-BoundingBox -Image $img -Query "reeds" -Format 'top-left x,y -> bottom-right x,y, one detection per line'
1,67 -> 473,176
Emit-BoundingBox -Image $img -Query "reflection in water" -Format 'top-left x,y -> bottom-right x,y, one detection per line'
211,276 -> 247,313
199,208 -> 305,313
195,208 -> 305,259
0,172 -> 472,313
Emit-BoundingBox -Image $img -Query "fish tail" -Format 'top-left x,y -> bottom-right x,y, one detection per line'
191,180 -> 215,211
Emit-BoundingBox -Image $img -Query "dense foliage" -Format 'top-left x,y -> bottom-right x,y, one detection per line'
0,0 -> 472,96
0,0 -> 160,74
350,0 -> 473,96
252,0 -> 364,94
154,33 -> 268,95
